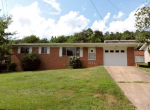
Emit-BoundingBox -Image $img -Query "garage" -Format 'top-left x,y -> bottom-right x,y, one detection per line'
104,48 -> 127,66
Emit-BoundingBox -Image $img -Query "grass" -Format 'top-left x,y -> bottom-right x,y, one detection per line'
138,66 -> 150,73
0,66 -> 134,110
118,81 -> 150,83
138,63 -> 148,66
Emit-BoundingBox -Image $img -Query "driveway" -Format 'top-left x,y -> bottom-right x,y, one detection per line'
105,66 -> 150,110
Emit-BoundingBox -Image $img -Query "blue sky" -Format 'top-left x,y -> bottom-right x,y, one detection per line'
0,0 -> 148,39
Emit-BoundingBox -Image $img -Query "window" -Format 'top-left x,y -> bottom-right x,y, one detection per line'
105,50 -> 109,53
41,47 -> 47,54
21,47 -> 29,53
110,50 -> 114,53
88,48 -> 96,60
121,50 -> 125,53
62,47 -> 80,56
39,47 -> 50,54
115,50 -> 119,53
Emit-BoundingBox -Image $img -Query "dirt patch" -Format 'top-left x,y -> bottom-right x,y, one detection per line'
93,94 -> 103,98
105,94 -> 117,103
81,72 -> 90,75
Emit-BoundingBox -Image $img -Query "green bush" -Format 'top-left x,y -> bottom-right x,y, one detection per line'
20,53 -> 41,71
7,62 -> 17,71
0,63 -> 7,72
68,56 -> 81,69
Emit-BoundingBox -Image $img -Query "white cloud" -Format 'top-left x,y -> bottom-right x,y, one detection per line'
42,0 -> 61,15
91,10 -> 137,33
91,13 -> 110,31
108,11 -> 136,33
7,2 -> 90,39
113,11 -> 124,19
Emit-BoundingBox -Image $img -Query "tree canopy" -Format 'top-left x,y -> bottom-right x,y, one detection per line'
0,16 -> 14,66
134,5 -> 150,44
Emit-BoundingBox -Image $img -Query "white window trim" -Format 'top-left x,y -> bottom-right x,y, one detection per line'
18,47 -> 21,54
29,47 -> 32,53
19,47 -> 31,53
47,47 -> 50,54
39,47 -> 41,54
59,47 -> 62,57
39,47 -> 50,54
80,47 -> 83,57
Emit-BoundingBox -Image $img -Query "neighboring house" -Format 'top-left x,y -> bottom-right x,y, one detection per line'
11,40 -> 142,71
139,43 -> 150,63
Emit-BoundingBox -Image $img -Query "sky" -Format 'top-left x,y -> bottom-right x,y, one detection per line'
0,0 -> 149,39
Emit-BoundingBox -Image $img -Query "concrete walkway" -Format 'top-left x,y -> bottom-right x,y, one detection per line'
105,66 -> 150,110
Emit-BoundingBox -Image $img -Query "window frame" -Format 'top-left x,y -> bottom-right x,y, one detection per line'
88,48 -> 96,60
20,47 -> 30,53
62,47 -> 80,56
41,47 -> 47,54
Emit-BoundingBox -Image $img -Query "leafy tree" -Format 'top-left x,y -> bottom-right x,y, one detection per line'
67,35 -> 77,43
0,16 -> 14,69
39,38 -> 49,43
134,5 -> 150,53
22,35 -> 40,43
135,6 -> 150,31
57,35 -> 67,43
88,34 -> 101,42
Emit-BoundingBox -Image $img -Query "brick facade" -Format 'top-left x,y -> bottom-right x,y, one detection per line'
80,47 -> 103,67
127,47 -> 135,66
11,46 -> 135,71
11,47 -> 104,71
134,51 -> 144,56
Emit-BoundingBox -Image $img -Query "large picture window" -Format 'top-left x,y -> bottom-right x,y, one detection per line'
21,47 -> 29,53
62,47 -> 80,56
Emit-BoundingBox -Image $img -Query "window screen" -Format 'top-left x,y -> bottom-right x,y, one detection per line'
62,47 -> 80,56
41,47 -> 47,54
89,53 -> 96,60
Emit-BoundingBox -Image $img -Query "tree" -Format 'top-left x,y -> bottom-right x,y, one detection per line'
135,6 -> 150,31
22,35 -> 40,43
39,38 -> 49,43
0,16 -> 14,69
134,5 -> 150,53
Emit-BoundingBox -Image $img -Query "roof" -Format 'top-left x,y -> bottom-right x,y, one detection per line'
11,43 -> 143,48
139,43 -> 146,50
104,40 -> 136,43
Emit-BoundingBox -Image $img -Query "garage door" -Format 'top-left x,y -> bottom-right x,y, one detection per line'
104,49 -> 127,66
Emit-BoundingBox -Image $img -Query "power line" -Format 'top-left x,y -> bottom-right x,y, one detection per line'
90,0 -> 103,21
90,0 -> 111,32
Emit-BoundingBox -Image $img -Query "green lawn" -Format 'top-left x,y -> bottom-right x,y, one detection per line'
138,63 -> 148,66
138,67 -> 150,73
0,66 -> 134,110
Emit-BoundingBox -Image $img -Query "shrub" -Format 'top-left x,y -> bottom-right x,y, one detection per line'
7,62 -> 17,71
68,56 -> 81,69
0,63 -> 7,72
20,53 -> 41,71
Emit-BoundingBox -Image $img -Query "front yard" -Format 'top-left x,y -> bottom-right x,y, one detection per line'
0,66 -> 134,110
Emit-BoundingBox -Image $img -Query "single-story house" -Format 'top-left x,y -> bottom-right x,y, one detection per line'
139,43 -> 150,63
11,40 -> 143,71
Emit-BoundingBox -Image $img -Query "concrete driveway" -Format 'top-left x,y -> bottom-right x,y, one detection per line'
105,66 -> 150,110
